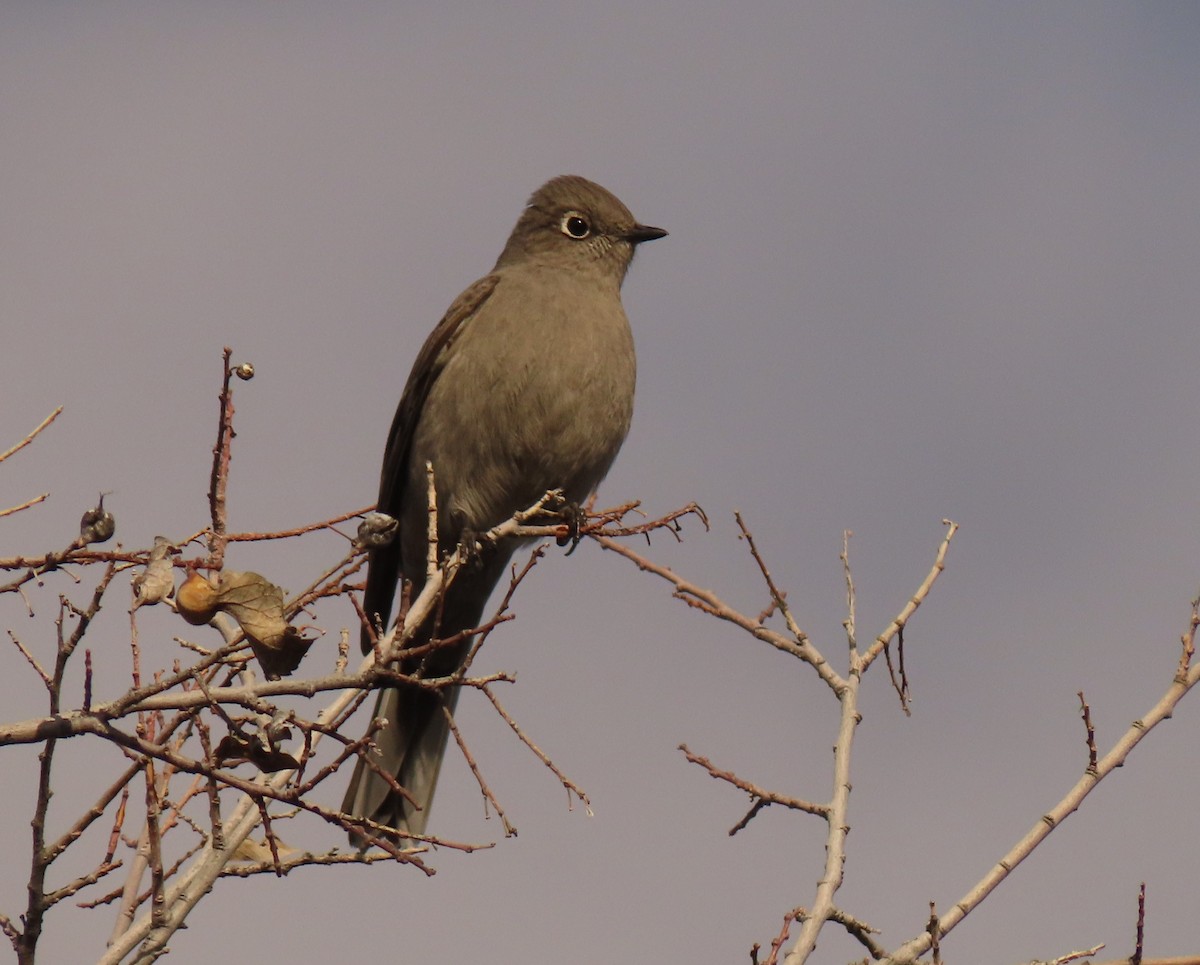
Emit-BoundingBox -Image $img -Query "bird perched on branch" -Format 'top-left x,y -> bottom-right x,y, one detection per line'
342,175 -> 666,842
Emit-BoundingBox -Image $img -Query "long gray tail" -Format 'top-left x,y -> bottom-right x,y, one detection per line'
341,680 -> 462,845
342,554 -> 511,845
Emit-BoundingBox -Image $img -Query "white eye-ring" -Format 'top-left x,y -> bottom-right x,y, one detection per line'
560,212 -> 591,239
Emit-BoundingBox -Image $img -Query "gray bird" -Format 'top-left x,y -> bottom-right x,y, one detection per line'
342,175 -> 666,843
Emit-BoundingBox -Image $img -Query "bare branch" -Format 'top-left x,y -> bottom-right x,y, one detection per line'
885,597 -> 1200,964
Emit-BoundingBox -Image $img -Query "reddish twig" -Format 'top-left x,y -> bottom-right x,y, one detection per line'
444,705 -> 516,836
206,347 -> 237,569
481,685 -> 591,814
678,744 -> 828,827
752,907 -> 804,965
1133,881 -> 1146,965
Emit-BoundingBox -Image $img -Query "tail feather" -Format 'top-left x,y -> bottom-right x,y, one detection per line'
343,561 -> 508,846
341,683 -> 462,845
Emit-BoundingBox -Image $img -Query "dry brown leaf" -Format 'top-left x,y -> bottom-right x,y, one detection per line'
175,569 -> 313,676
230,836 -> 298,863
214,571 -> 313,678
213,732 -> 300,773
132,536 -> 177,609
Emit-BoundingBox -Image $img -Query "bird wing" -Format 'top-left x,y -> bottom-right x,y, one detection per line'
360,273 -> 501,653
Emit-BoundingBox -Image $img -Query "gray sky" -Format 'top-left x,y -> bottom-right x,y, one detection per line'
3,3 -> 1199,962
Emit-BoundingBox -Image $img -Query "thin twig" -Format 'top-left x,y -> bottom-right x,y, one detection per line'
0,406 -> 63,463
678,744 -> 828,822
481,685 -> 591,814
1132,881 -> 1146,965
1078,691 -> 1098,771
205,348 -> 236,569
444,706 -> 516,836
0,492 -> 49,520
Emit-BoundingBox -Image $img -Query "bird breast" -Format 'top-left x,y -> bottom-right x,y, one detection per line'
409,268 -> 637,539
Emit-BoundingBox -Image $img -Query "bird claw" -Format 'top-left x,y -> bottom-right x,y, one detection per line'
459,527 -> 492,567
556,501 -> 587,554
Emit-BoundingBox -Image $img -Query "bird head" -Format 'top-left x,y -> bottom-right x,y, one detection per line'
495,175 -> 666,282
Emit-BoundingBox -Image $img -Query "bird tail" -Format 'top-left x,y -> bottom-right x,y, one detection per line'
341,682 -> 461,847
343,555 -> 507,846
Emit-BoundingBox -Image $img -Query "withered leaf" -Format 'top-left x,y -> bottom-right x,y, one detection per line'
214,571 -> 313,678
231,837 -> 299,863
175,569 -> 314,677
132,536 -> 177,609
213,733 -> 300,773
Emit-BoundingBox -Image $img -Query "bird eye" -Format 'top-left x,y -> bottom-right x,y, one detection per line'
561,212 -> 591,239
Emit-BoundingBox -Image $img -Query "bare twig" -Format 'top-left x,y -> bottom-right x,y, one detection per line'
735,512 -> 810,649
752,907 -> 803,965
0,492 -> 49,520
1078,692 -> 1098,771
481,685 -> 591,814
840,529 -> 857,653
205,348 -> 236,569
444,706 -> 516,836
1133,881 -> 1146,965
6,630 -> 52,691
678,744 -> 828,824
0,406 -> 63,463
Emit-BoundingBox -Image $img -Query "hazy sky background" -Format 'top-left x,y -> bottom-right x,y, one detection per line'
2,3 -> 1199,963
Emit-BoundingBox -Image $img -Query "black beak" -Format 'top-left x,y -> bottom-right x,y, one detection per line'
624,223 -> 668,244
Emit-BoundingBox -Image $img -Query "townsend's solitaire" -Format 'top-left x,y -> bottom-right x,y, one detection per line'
342,175 -> 666,841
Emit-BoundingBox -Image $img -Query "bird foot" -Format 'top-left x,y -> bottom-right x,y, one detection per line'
555,501 -> 587,554
459,527 -> 493,568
